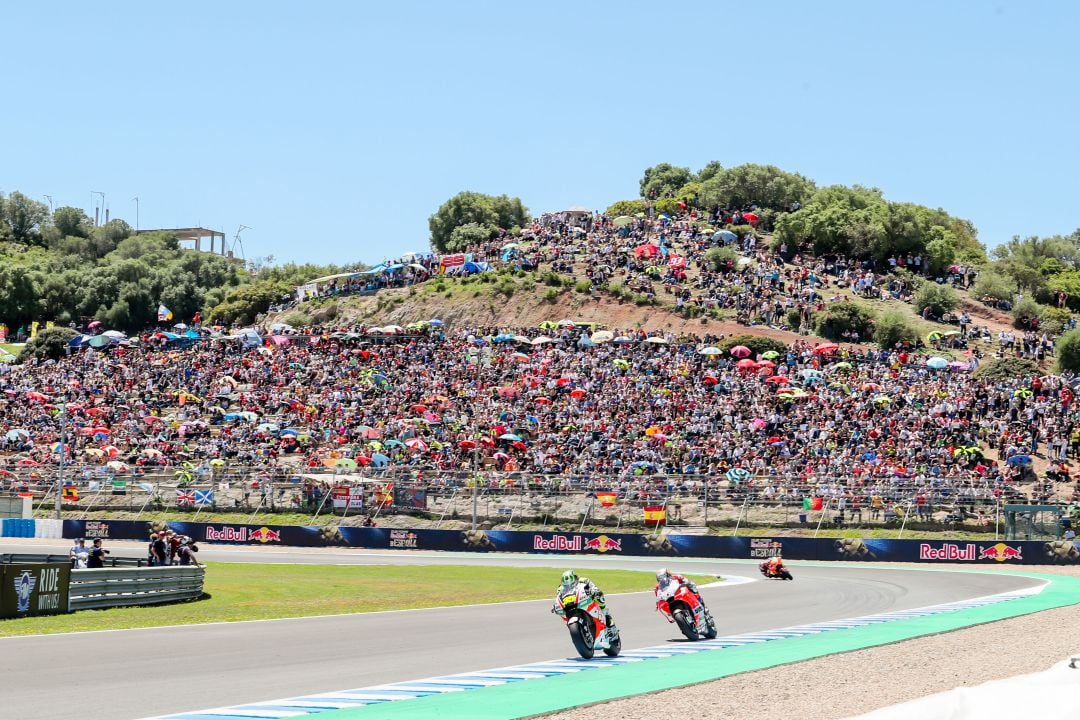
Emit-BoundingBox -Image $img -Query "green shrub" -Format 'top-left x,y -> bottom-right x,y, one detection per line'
970,269 -> 1016,303
1012,298 -> 1042,329
574,280 -> 592,294
281,311 -> 311,327
873,311 -> 918,349
786,309 -> 802,329
543,288 -> 559,303
605,199 -> 646,217
1039,306 -> 1072,335
727,224 -> 754,238
717,334 -> 787,357
973,357 -> 1041,381
19,326 -> 78,362
911,283 -> 958,319
704,246 -> 738,271
813,301 -> 875,340
541,271 -> 564,287
1057,328 -> 1080,373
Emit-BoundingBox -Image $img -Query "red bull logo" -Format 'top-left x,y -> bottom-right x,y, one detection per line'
533,534 -> 581,551
978,543 -> 1023,562
582,535 -> 623,554
919,543 -> 976,561
205,526 -> 247,542
249,526 -> 282,544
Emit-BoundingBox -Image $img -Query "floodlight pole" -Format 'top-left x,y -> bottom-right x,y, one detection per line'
55,402 -> 66,519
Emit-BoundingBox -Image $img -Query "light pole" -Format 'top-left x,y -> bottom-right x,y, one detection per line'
55,401 -> 67,520
132,196 -> 139,232
91,191 -> 106,226
43,195 -> 53,213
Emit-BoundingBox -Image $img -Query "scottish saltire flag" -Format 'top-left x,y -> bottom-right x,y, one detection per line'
157,304 -> 174,322
194,489 -> 214,506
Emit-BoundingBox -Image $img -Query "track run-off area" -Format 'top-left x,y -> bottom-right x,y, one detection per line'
2,540 -> 1077,720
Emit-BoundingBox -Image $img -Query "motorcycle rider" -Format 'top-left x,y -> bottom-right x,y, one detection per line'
655,568 -> 713,623
553,569 -> 614,628
760,555 -> 785,577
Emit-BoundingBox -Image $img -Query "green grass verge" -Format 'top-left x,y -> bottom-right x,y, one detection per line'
0,343 -> 22,356
0,563 -> 713,637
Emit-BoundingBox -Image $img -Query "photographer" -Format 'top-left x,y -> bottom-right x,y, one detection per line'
87,538 -> 109,569
177,538 -> 200,566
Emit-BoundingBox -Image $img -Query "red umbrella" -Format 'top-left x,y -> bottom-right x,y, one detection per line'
17,459 -> 39,466
535,397 -> 552,405
556,378 -> 572,387
410,404 -> 428,413
813,343 -> 839,355
26,392 -> 48,402
756,359 -> 776,369
458,440 -> 477,450
730,345 -> 751,358
702,375 -> 719,386
511,441 -> 528,451
355,455 -> 373,466
634,244 -> 659,258
765,375 -> 789,384
736,359 -> 757,371
569,389 -> 586,399
742,212 -> 759,226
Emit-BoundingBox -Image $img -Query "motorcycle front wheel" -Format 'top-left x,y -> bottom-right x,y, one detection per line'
603,630 -> 621,657
673,608 -> 699,641
568,617 -> 595,659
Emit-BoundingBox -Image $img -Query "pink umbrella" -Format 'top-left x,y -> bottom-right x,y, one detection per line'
730,345 -> 751,358
404,438 -> 428,451
87,321 -> 102,329
736,359 -> 757,371
751,418 -> 767,430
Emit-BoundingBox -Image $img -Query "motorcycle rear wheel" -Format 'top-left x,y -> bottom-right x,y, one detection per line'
780,569 -> 794,580
603,631 -> 621,657
704,616 -> 718,639
569,618 -> 595,659
673,608 -> 699,641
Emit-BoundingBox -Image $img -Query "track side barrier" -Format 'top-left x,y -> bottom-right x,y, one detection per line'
57,519 -> 1080,566
68,565 -> 205,611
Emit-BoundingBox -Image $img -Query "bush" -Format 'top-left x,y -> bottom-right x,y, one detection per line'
970,269 -> 1016,303
727,224 -> 755,239
717,334 -> 788,358
543,288 -> 559,303
19,326 -> 78,362
605,199 -> 646,217
573,280 -> 592,294
786,309 -> 802,329
813,301 -> 875,340
1039,306 -> 1072,335
541,271 -> 564,287
911,284 -> 958,319
704,246 -> 738,272
973,357 -> 1041,381
281,311 -> 311,327
1057,328 -> 1080,373
1012,298 -> 1042,329
873,311 -> 918,349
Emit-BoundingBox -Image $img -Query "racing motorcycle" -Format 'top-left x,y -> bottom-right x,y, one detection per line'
553,583 -> 621,659
759,562 -> 794,581
656,581 -> 717,641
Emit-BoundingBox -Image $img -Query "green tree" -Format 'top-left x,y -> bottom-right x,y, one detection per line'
605,199 -> 646,217
813,301 -> 876,340
704,246 -> 738,271
911,283 -> 959,319
0,265 -> 41,326
695,160 -> 724,183
19,326 -> 78,362
698,164 -> 816,213
52,207 -> 92,238
639,163 -> 693,198
775,185 -> 888,259
449,222 -> 493,252
1011,298 -> 1042,329
1056,328 -> 1080,373
0,192 -> 49,245
873,311 -> 918,349
428,191 -> 528,253
970,269 -> 1017,303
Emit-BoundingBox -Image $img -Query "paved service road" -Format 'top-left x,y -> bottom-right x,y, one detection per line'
0,540 -> 1041,720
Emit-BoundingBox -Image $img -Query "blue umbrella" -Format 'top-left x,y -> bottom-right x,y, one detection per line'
1006,455 -> 1032,465
280,428 -> 300,436
712,230 -> 737,242
726,468 -> 750,483
428,319 -> 444,326
493,334 -> 515,343
926,357 -> 947,370
370,453 -> 390,467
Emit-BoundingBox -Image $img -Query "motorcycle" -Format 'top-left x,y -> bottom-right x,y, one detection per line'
656,581 -> 717,641
760,562 -> 794,580
553,583 -> 621,659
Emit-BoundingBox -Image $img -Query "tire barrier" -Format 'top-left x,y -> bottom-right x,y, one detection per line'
58,519 -> 1080,566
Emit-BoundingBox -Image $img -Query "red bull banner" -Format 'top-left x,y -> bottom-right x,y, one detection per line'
440,254 -> 466,268
57,520 -> 1080,565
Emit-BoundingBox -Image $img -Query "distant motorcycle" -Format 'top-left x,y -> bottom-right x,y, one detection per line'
656,581 -> 717,641
760,562 -> 793,581
553,582 -> 621,659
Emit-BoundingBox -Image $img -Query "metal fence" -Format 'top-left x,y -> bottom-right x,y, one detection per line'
68,566 -> 205,611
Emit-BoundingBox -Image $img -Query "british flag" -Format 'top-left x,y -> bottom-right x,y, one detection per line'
176,491 -> 195,508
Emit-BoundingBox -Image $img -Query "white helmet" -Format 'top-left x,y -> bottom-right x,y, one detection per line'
656,568 -> 672,584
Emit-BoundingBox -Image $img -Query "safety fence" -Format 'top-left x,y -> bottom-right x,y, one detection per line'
68,566 -> 205,611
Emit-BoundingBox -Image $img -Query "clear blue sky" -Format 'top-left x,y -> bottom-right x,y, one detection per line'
3,1 -> 1077,266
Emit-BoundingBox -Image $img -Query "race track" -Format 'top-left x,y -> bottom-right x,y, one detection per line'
0,541 -> 1041,720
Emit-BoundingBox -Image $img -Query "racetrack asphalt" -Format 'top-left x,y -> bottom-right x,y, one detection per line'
0,540 -> 1041,720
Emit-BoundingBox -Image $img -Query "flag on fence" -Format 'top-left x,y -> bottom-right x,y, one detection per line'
596,491 -> 618,507
62,485 -> 78,502
157,304 -> 174,322
138,482 -> 155,493
373,482 -> 394,505
194,489 -> 214,506
643,505 -> 666,525
177,491 -> 195,508
111,480 -> 127,495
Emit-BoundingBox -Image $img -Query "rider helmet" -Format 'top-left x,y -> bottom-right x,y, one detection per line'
561,570 -> 578,588
656,568 -> 672,584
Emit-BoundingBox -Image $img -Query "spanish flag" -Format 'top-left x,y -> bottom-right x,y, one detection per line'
62,485 -> 79,502
374,482 -> 394,505
643,505 -> 666,525
596,492 -> 617,507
